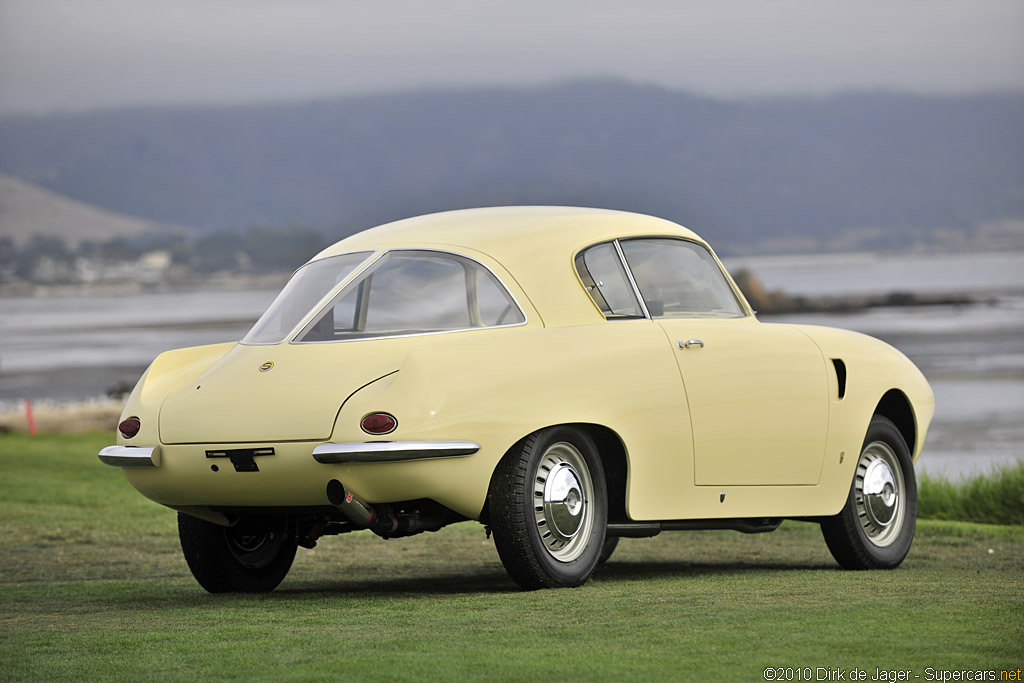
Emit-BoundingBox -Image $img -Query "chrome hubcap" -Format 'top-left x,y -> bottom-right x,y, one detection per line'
545,464 -> 585,538
863,459 -> 897,527
533,442 -> 594,562
855,441 -> 905,547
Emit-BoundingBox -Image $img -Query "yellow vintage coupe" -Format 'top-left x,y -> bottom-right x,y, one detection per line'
99,207 -> 934,592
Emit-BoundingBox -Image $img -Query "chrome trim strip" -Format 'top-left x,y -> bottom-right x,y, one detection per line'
612,238 -> 651,319
98,445 -> 159,467
312,440 -> 480,464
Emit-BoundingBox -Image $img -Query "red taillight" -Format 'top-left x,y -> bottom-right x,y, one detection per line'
119,417 -> 141,439
361,412 -> 397,435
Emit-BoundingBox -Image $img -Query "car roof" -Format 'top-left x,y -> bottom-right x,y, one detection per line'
316,206 -> 701,257
313,206 -> 709,327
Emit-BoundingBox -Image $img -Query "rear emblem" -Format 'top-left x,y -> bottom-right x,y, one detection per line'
259,361 -> 274,372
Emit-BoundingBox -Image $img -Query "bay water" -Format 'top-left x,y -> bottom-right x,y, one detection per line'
2,251 -> 1022,479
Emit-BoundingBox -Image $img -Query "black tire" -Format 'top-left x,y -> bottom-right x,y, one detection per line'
821,416 -> 917,569
597,536 -> 619,565
489,426 -> 608,590
178,513 -> 297,593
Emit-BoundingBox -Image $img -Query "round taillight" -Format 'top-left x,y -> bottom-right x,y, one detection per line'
119,416 -> 141,439
361,412 -> 397,435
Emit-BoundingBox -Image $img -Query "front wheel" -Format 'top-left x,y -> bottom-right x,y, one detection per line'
821,416 -> 917,569
489,426 -> 608,589
178,513 -> 297,593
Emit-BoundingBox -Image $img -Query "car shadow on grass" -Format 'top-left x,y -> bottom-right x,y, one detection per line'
33,558 -> 846,609
52,558 -> 847,606
593,559 -> 840,583
267,559 -> 842,597
276,568 -> 520,596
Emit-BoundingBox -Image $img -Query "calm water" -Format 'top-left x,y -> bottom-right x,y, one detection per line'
768,300 -> 1024,480
0,289 -> 275,373
724,251 -> 1024,296
2,252 -> 1022,479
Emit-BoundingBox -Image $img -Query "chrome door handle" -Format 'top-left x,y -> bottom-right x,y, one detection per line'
677,339 -> 704,349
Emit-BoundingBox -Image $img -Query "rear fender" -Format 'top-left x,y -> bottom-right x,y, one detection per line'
329,323 -> 692,520
117,342 -> 237,446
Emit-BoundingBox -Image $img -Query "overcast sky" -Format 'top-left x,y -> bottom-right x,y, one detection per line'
1,0 -> 1022,115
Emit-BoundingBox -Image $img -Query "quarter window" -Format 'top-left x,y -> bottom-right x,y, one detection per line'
575,242 -> 643,318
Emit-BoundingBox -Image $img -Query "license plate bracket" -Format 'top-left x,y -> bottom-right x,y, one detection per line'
205,447 -> 275,472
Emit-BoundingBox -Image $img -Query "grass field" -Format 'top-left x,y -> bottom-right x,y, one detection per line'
919,463 -> 1024,526
1,433 -> 1022,681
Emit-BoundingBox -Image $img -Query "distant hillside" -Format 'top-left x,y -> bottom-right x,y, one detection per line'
0,81 -> 1022,252
0,173 -> 175,246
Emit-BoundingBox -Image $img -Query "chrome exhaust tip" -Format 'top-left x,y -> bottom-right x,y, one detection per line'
326,479 -> 375,527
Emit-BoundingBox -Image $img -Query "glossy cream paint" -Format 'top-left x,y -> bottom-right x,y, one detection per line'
115,207 -> 934,524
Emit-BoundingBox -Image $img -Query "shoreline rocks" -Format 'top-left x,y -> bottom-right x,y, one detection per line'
731,268 -> 992,315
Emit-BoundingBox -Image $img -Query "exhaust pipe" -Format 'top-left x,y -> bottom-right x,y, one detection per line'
325,479 -> 463,538
326,479 -> 376,527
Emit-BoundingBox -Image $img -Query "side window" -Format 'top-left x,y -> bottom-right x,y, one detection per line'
474,268 -> 522,326
575,242 -> 643,318
298,251 -> 524,341
363,255 -> 470,333
619,239 -> 744,317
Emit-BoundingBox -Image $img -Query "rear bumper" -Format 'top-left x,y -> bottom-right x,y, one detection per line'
312,441 -> 480,464
99,439 -> 492,519
98,441 -> 480,468
98,446 -> 159,467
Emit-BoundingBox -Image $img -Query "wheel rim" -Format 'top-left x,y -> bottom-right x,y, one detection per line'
855,440 -> 905,547
224,527 -> 287,569
533,442 -> 595,562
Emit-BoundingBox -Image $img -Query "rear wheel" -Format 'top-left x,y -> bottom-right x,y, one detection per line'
178,513 -> 297,593
597,536 -> 619,565
821,416 -> 917,569
489,426 -> 608,589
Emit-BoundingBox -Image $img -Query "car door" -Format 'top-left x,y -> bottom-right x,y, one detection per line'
617,238 -> 830,486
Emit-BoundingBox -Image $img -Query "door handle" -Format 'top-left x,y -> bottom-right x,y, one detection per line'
677,339 -> 704,349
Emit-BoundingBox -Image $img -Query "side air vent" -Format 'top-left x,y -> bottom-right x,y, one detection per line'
831,359 -> 847,400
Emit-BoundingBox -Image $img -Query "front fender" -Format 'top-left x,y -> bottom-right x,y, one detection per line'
794,324 -> 934,456
793,324 -> 935,516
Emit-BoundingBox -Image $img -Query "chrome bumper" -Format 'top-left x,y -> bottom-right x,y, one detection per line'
312,441 -> 480,464
97,441 -> 477,468
98,445 -> 160,467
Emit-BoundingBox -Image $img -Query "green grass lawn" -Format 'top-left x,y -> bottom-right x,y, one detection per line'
920,462 -> 1024,525
2,433 -> 1022,682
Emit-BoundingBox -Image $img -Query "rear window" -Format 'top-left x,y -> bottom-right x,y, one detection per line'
297,250 -> 525,342
241,252 -> 371,345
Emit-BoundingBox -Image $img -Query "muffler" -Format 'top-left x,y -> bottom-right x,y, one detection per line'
325,479 -> 462,538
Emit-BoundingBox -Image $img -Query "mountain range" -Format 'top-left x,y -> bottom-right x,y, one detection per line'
0,173 -> 175,247
1,80 -> 1022,253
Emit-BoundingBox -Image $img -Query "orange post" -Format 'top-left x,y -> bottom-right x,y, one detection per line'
24,399 -> 37,436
